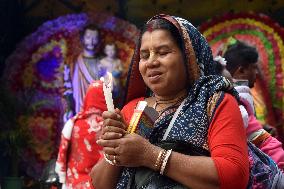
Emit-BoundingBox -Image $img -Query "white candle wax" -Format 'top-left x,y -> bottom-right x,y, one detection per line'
101,72 -> 115,112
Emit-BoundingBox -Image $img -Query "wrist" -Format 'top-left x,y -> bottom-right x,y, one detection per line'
142,144 -> 161,169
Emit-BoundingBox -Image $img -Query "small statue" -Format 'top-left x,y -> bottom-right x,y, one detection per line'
100,43 -> 123,99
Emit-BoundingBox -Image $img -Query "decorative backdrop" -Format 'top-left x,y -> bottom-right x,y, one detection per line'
200,12 -> 284,141
3,12 -> 139,178
4,9 -> 284,178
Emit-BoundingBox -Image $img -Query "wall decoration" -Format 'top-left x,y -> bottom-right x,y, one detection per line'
3,12 -> 139,178
200,12 -> 284,141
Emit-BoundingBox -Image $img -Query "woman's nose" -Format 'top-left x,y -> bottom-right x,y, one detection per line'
146,52 -> 159,67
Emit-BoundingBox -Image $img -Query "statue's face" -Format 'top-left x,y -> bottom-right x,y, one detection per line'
82,29 -> 99,51
104,44 -> 116,58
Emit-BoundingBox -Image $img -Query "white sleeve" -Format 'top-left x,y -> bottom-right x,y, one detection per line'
239,105 -> 249,129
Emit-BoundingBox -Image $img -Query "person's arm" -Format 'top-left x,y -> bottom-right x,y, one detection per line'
145,147 -> 220,189
90,158 -> 122,189
91,99 -> 138,189
55,119 -> 74,184
95,95 -> 249,189
96,132 -> 220,189
261,137 -> 284,170
141,94 -> 248,189
248,116 -> 284,170
208,94 -> 249,189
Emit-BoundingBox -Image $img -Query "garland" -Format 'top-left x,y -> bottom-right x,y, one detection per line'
3,12 -> 139,178
200,12 -> 284,140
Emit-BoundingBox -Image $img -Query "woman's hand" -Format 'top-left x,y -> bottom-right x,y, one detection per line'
91,109 -> 127,189
101,108 -> 127,140
97,133 -> 158,168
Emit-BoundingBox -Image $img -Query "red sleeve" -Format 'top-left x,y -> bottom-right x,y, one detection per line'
208,94 -> 249,189
121,97 -> 144,125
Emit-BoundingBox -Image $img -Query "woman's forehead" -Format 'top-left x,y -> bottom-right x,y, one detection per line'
142,29 -> 171,39
140,30 -> 175,49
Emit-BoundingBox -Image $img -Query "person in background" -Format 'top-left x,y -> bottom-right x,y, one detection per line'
215,48 -> 284,170
91,14 -> 249,189
55,80 -> 107,188
214,55 -> 249,129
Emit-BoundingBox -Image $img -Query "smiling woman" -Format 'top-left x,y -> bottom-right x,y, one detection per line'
139,29 -> 187,101
91,14 -> 250,189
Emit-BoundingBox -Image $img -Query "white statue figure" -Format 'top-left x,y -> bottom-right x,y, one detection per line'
63,24 -> 106,120
100,43 -> 123,100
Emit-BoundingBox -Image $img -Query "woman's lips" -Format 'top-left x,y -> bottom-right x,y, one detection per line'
147,71 -> 162,83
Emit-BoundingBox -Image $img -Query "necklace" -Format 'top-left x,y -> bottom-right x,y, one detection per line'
153,91 -> 187,113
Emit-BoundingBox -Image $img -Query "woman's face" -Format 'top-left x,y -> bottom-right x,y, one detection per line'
139,29 -> 187,97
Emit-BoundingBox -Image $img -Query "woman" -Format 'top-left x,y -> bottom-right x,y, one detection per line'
92,14 -> 249,189
56,80 -> 107,189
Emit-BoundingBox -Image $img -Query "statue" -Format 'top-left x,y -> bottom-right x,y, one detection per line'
100,43 -> 123,101
63,24 -> 105,121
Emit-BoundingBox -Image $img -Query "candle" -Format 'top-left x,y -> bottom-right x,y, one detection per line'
101,72 -> 115,112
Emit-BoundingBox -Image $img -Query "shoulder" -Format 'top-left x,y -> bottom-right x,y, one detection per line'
213,93 -> 240,120
207,92 -> 239,121
217,93 -> 239,110
208,93 -> 244,136
208,93 -> 242,131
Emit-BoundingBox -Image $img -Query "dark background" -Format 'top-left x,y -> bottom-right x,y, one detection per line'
1,0 -> 284,77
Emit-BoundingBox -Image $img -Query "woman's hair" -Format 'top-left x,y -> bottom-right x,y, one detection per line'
214,60 -> 224,75
224,41 -> 258,74
141,19 -> 183,51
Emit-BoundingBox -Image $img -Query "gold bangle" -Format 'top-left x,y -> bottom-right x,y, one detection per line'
103,153 -> 115,166
154,149 -> 164,171
160,149 -> 172,175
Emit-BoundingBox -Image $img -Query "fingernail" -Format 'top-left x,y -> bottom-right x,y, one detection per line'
118,133 -> 122,137
96,140 -> 101,144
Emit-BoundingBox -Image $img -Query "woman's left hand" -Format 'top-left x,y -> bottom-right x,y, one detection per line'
97,133 -> 157,168
101,109 -> 127,140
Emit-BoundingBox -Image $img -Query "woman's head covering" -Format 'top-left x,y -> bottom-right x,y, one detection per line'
76,80 -> 107,120
82,80 -> 107,113
116,15 -> 238,189
124,14 -> 231,104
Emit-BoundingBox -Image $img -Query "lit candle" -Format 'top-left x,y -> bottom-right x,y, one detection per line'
101,72 -> 115,112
